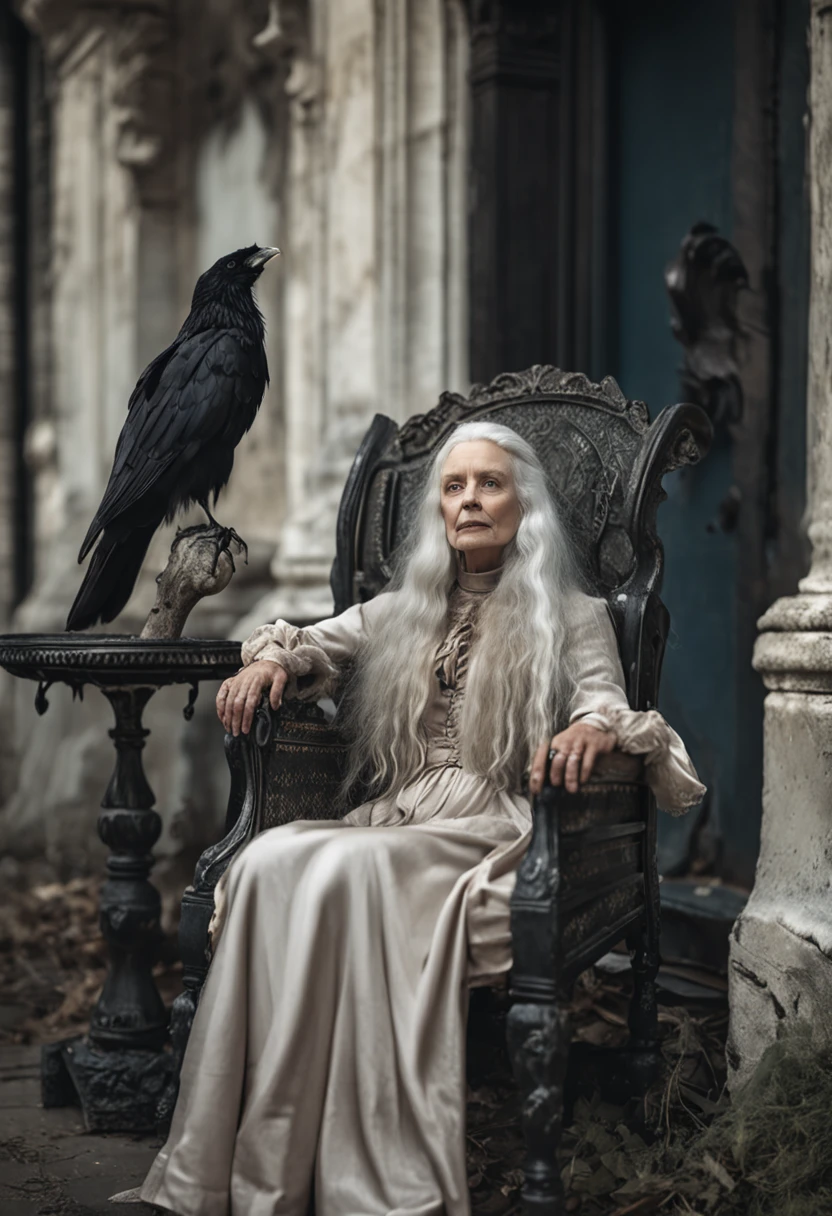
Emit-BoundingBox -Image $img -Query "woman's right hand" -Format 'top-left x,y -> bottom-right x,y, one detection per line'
216,661 -> 289,736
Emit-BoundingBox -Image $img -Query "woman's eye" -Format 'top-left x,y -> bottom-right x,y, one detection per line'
227,260 -> 236,269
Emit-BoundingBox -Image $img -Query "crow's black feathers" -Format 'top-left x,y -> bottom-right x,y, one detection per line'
66,243 -> 279,631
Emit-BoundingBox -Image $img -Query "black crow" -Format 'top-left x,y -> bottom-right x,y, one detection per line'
66,243 -> 280,632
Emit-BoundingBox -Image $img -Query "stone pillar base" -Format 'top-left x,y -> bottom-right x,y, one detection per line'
728,910 -> 832,1090
728,595 -> 832,1088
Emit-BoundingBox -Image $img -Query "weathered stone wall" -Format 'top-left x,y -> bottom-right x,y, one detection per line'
0,0 -> 288,873
0,0 -> 469,878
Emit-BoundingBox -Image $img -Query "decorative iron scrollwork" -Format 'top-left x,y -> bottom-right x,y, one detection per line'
665,222 -> 749,429
34,680 -> 51,715
182,682 -> 199,721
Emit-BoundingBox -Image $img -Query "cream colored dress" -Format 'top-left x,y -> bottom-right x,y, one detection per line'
140,568 -> 704,1216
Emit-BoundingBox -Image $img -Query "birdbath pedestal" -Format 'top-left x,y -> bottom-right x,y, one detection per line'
0,634 -> 241,1132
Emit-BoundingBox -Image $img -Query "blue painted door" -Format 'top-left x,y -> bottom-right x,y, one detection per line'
609,0 -> 808,884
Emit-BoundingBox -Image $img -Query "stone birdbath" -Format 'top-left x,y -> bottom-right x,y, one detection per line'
0,529 -> 244,1131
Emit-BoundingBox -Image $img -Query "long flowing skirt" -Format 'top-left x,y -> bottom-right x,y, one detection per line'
141,768 -> 531,1216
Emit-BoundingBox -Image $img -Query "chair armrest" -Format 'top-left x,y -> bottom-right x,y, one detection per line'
250,695 -> 352,830
586,750 -> 643,784
510,752 -> 649,997
191,696 -> 349,898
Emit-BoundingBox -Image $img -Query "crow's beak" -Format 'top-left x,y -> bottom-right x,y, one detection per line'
245,246 -> 281,268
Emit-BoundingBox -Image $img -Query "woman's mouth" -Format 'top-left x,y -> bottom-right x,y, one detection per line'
458,522 -> 488,531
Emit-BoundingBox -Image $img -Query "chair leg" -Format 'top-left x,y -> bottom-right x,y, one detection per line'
627,922 -> 659,1049
155,986 -> 198,1126
155,731 -> 263,1126
154,886 -> 214,1126
624,883 -> 663,1098
628,845 -> 661,1054
507,999 -> 570,1216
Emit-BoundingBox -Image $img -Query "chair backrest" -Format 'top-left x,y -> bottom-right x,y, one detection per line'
330,364 -> 710,713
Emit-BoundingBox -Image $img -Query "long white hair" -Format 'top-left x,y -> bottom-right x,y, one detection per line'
340,420 -> 579,797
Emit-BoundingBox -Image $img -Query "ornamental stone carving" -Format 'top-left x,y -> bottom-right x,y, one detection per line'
17,0 -> 174,176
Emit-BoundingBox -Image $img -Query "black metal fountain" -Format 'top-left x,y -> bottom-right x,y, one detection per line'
0,531 -> 243,1131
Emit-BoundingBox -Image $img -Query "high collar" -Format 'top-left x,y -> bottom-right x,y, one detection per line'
454,555 -> 503,594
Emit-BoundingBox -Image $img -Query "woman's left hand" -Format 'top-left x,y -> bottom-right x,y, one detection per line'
529,722 -> 618,796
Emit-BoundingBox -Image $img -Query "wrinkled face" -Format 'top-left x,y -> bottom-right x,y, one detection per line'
440,439 -> 521,570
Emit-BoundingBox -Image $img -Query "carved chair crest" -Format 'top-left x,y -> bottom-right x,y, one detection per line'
331,364 -> 710,712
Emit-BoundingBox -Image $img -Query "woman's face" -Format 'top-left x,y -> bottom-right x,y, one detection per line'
440,439 -> 521,572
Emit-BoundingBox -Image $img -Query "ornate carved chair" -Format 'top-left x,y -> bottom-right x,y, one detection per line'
164,366 -> 710,1214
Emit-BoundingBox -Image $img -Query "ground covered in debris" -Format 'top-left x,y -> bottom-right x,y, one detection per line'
0,877 -> 182,1047
2,877 -> 828,1215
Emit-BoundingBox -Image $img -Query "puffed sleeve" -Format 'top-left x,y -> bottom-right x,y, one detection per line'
565,593 -> 707,816
240,591 -> 396,701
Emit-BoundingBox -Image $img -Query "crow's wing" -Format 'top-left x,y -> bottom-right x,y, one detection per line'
125,338 -> 180,413
79,329 -> 262,561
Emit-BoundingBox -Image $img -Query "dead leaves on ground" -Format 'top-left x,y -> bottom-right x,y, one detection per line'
465,972 -> 731,1216
0,877 -> 182,1044
554,1004 -> 732,1214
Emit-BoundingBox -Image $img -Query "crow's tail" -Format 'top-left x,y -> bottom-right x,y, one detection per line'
66,524 -> 158,632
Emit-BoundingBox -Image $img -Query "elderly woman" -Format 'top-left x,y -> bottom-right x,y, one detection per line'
138,421 -> 704,1216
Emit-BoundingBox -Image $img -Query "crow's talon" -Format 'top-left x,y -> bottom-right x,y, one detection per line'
208,525 -> 245,577
222,526 -> 247,563
170,523 -> 211,553
169,520 -> 246,578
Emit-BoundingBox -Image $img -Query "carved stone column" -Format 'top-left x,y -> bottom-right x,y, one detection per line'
237,0 -> 470,631
17,0 -> 176,515
727,0 -> 832,1088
